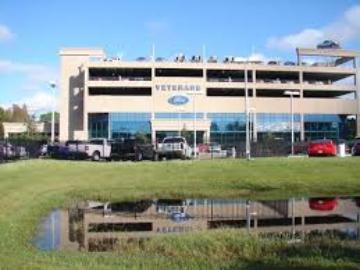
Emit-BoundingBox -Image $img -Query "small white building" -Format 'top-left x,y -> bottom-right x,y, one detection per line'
2,122 -> 59,138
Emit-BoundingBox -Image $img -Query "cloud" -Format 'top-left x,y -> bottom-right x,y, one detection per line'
2,91 -> 57,114
0,60 -> 57,84
267,5 -> 360,50
0,24 -> 14,42
232,53 -> 276,63
0,59 -> 58,114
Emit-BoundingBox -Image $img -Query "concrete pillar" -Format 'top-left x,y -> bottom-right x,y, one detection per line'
299,71 -> 304,98
252,113 -> 257,142
252,70 -> 256,97
151,127 -> 156,144
356,57 -> 360,137
300,113 -> 305,141
203,130 -> 210,144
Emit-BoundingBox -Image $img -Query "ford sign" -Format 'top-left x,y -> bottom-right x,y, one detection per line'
168,95 -> 189,105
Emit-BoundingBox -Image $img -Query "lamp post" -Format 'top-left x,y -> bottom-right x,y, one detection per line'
244,66 -> 251,160
284,90 -> 300,156
177,108 -> 185,136
249,107 -> 256,142
193,93 -> 197,159
49,81 -> 57,144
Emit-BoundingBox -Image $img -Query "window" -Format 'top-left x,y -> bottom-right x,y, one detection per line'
89,87 -> 151,96
88,113 -> 108,139
304,114 -> 347,140
208,113 -> 246,146
155,68 -> 203,77
110,113 -> 151,139
207,88 -> 253,97
89,68 -> 151,81
207,70 -> 251,82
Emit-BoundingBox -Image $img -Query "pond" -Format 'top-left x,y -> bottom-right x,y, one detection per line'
33,197 -> 360,252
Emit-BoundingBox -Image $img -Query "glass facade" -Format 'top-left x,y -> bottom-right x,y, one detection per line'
88,113 -> 108,139
208,113 -> 246,145
110,113 -> 151,139
257,113 -> 301,142
88,112 -> 354,142
304,114 -> 347,141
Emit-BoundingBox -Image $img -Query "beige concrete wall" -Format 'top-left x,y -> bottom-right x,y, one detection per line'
59,49 -> 105,141
60,48 -> 359,141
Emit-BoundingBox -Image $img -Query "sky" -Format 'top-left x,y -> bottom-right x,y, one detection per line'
0,0 -> 359,115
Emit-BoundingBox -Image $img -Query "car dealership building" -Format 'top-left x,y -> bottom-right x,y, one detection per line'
59,47 -> 360,145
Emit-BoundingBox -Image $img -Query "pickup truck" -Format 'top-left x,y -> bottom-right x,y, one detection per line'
66,138 -> 155,161
66,139 -> 112,161
110,138 -> 155,161
157,136 -> 192,160
85,138 -> 112,161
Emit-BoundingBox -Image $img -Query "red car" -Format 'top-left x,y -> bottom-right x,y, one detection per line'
309,198 -> 337,211
307,139 -> 337,157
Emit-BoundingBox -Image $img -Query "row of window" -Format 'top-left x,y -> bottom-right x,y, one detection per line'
88,87 -> 355,99
88,68 -> 354,82
88,113 -> 353,144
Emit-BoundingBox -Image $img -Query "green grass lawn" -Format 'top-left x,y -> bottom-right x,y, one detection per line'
0,158 -> 360,269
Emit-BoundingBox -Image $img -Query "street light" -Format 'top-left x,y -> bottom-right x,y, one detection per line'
249,107 -> 256,142
193,93 -> 197,159
244,66 -> 251,160
177,108 -> 185,136
49,81 -> 57,143
284,90 -> 300,156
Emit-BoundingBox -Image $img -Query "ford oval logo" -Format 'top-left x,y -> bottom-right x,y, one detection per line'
168,95 -> 189,105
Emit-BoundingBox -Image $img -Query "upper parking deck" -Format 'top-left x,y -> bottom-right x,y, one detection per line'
83,49 -> 359,78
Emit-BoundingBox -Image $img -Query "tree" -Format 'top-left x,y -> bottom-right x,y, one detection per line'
39,112 -> 60,123
0,106 -> 7,138
9,104 -> 29,122
0,104 -> 33,139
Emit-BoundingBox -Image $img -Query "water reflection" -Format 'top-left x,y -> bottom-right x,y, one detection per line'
34,197 -> 360,252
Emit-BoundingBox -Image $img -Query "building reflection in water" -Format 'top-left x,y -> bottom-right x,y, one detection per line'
34,197 -> 360,252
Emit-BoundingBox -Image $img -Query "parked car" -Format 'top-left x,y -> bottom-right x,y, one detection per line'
191,55 -> 202,63
157,136 -> 192,160
198,144 -> 209,153
208,142 -> 221,153
224,56 -> 234,63
267,60 -> 281,65
352,138 -> 360,156
110,138 -> 155,161
317,40 -> 341,49
175,54 -> 186,62
309,198 -> 337,211
65,140 -> 88,159
48,144 -> 71,159
84,138 -> 112,161
155,57 -> 166,62
0,143 -> 14,159
284,61 -> 296,66
307,139 -> 337,157
207,56 -> 218,63
0,143 -> 25,159
136,56 -> 147,62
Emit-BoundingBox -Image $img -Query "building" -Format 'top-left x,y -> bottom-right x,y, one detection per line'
2,122 -> 59,139
59,47 -> 360,145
